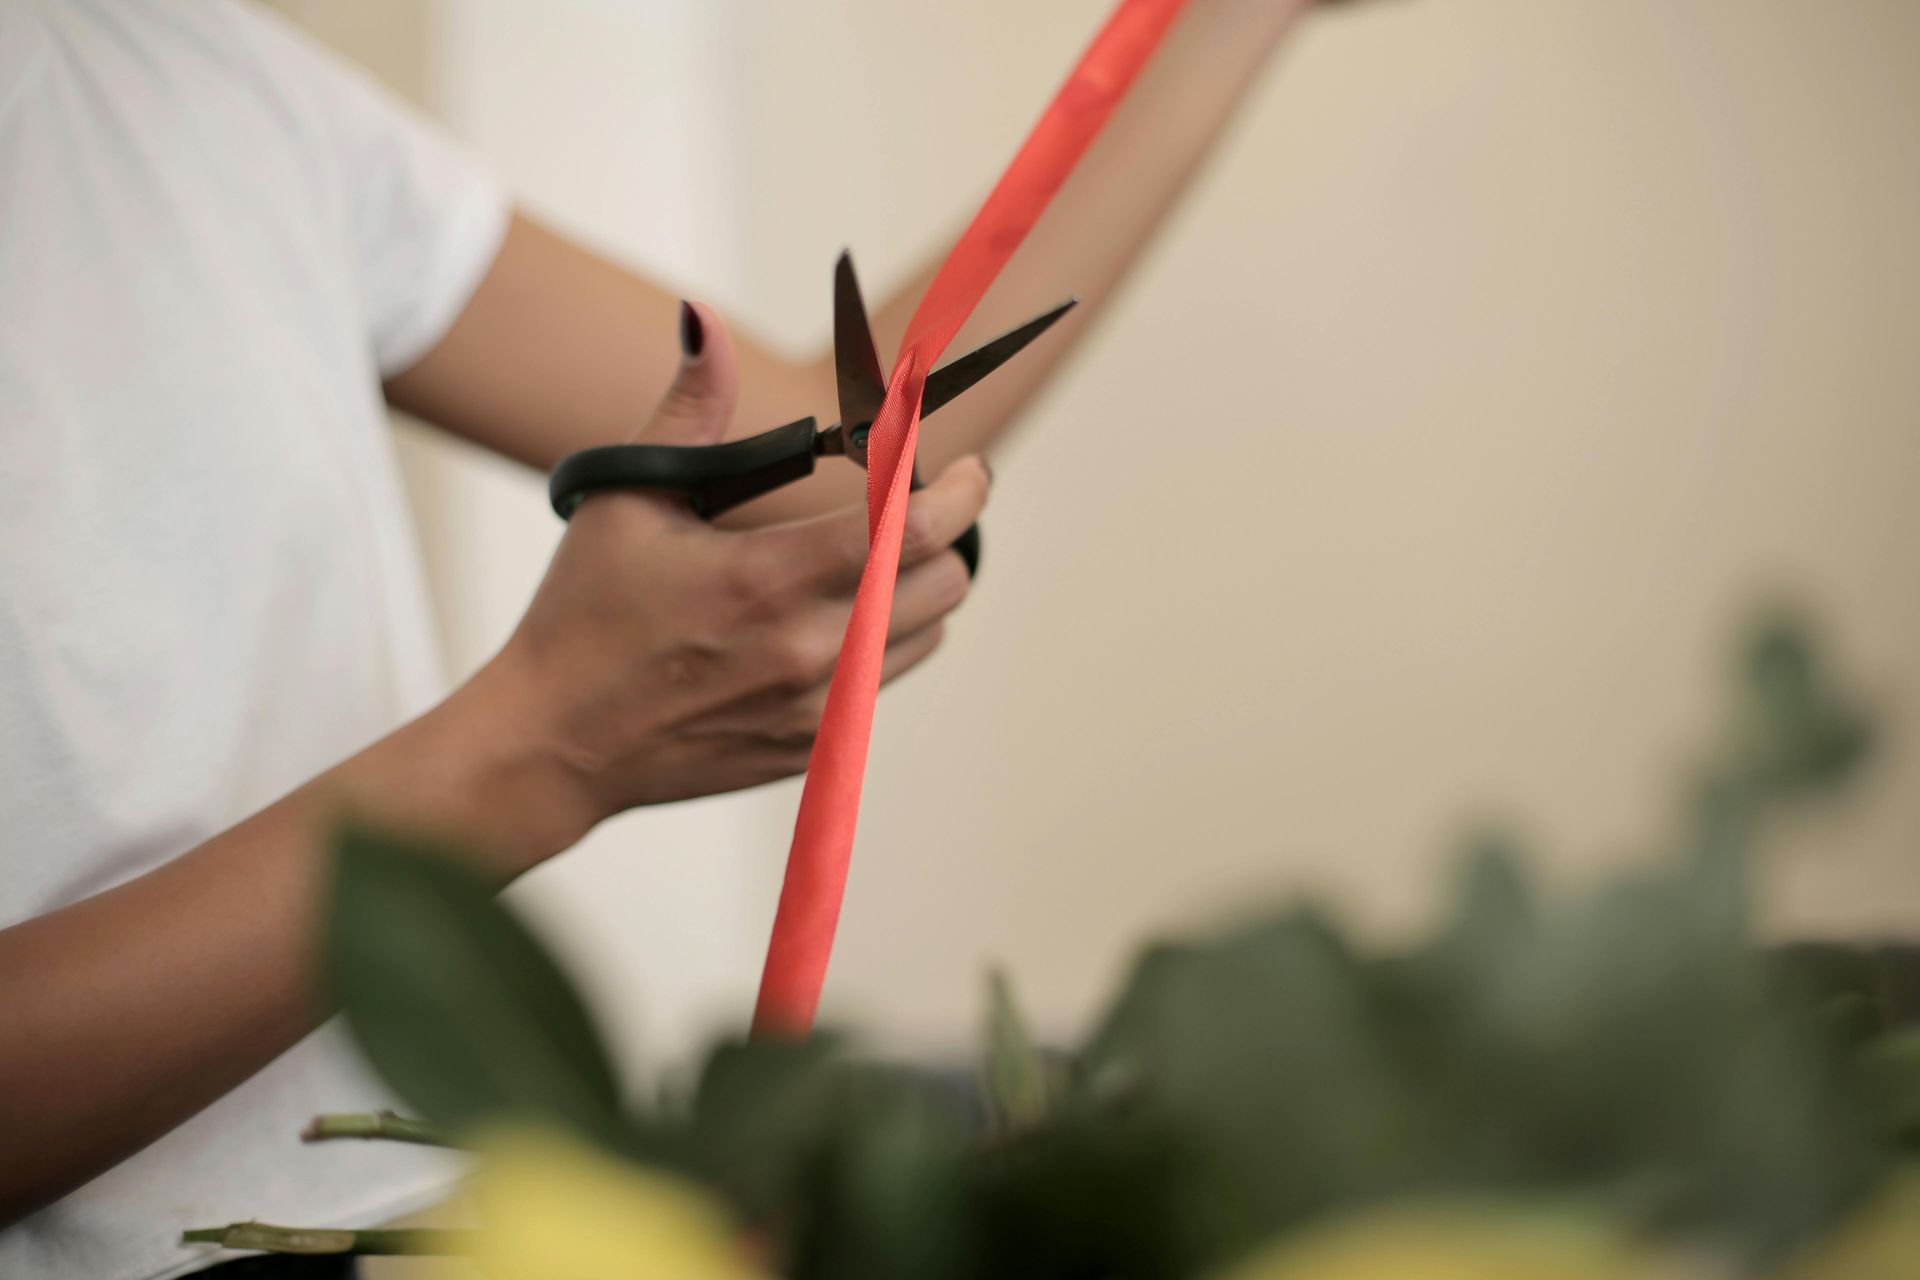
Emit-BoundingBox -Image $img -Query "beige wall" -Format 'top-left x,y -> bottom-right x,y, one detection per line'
288,1 -> 1920,1063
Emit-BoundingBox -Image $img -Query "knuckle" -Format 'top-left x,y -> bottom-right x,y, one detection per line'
660,636 -> 728,689
720,546 -> 792,622
764,526 -> 854,600
771,625 -> 839,690
800,529 -> 861,593
901,507 -> 940,562
931,554 -> 971,612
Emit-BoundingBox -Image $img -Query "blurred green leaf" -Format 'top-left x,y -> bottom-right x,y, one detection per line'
982,968 -> 1050,1134
325,827 -> 626,1145
1861,1029 -> 1920,1151
791,1076 -> 973,1280
689,1034 -> 848,1217
1712,615 -> 1873,802
1084,908 -> 1415,1266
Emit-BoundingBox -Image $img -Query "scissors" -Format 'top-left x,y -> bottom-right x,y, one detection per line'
548,251 -> 1075,577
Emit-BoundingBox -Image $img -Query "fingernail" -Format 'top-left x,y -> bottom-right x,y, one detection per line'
679,301 -> 705,360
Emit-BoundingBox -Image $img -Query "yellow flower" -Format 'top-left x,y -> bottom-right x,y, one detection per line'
475,1126 -> 769,1280
1774,1169 -> 1920,1280
1214,1202 -> 1680,1280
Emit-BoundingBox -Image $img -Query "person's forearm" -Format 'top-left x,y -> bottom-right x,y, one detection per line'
386,0 -> 1318,520
0,666 -> 585,1226
386,213 -> 834,476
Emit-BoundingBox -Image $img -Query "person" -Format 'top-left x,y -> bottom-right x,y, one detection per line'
0,0 -> 1351,1274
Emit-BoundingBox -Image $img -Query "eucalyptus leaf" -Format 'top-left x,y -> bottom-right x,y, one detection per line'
325,827 -> 627,1145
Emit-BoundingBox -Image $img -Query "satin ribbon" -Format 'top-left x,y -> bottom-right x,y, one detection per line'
752,0 -> 1192,1038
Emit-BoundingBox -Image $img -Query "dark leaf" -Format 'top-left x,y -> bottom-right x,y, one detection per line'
1860,1029 -> 1920,1151
690,1034 -> 849,1217
791,1079 -> 973,1280
325,826 -> 627,1146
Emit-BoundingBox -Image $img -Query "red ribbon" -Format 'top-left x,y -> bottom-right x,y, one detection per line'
752,0 -> 1192,1038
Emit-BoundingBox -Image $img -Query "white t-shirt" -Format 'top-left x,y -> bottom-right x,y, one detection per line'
0,1 -> 509,1275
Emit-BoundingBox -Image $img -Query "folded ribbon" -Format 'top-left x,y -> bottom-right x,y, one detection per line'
752,0 -> 1192,1038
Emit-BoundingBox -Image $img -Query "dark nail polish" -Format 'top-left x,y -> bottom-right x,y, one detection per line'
679,301 -> 704,358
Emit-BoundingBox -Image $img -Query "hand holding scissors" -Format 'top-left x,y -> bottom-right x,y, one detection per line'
550,251 -> 1073,576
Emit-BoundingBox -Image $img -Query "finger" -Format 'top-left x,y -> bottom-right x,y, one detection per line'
778,621 -> 950,726
878,622 -> 946,687
631,300 -> 739,446
758,454 -> 992,596
886,546 -> 971,640
897,455 -> 991,571
687,622 -> 943,748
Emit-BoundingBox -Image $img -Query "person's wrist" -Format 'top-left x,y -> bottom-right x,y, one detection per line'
342,649 -> 606,882
441,647 -> 609,875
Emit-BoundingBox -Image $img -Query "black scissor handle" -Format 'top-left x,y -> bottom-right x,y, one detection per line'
549,417 -> 821,521
549,416 -> 978,578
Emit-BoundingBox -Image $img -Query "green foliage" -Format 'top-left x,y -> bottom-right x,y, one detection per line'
325,615 -> 1920,1278
324,829 -> 629,1145
982,967 -> 1053,1132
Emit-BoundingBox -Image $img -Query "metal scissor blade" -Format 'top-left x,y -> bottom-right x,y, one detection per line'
920,298 -> 1078,420
833,250 -> 888,436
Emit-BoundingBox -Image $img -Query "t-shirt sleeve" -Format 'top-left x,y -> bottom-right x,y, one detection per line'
229,3 -> 512,378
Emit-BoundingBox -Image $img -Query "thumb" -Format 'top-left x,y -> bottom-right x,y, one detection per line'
633,300 -> 740,446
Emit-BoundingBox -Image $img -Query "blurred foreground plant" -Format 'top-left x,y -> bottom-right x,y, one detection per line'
184,616 -> 1920,1278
